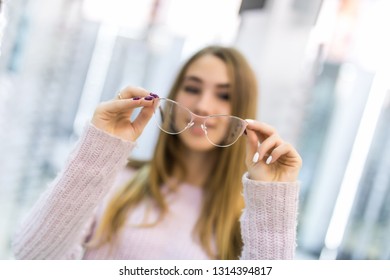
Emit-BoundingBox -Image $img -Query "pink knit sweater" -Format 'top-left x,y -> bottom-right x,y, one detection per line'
12,123 -> 299,260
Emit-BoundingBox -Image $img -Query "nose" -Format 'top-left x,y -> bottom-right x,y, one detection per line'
193,91 -> 213,117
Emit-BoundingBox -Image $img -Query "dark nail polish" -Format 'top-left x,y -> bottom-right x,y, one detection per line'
132,97 -> 141,100
144,96 -> 154,101
149,92 -> 159,98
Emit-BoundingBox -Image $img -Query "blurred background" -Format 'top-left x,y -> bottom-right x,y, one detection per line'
0,0 -> 389,260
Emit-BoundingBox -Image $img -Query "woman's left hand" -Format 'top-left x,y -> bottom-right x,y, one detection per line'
244,119 -> 302,182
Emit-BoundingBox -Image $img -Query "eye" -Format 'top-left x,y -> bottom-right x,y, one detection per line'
183,86 -> 201,94
217,93 -> 230,101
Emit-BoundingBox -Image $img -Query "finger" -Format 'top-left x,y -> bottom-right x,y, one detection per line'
103,96 -> 157,114
257,134 -> 283,162
268,142 -> 301,165
245,119 -> 276,142
131,105 -> 155,134
118,86 -> 151,99
245,128 -> 260,165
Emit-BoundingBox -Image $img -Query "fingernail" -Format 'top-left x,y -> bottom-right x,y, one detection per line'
245,119 -> 255,123
149,92 -> 159,98
252,152 -> 259,163
266,155 -> 273,165
144,96 -> 154,101
132,97 -> 141,100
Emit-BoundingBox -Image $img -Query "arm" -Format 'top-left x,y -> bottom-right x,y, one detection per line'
240,174 -> 299,260
13,87 -> 157,259
241,120 -> 302,259
12,123 -> 136,259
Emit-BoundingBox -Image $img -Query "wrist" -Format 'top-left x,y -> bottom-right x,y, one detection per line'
248,171 -> 299,183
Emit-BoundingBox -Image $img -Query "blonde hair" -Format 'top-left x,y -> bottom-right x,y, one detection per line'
92,46 -> 258,259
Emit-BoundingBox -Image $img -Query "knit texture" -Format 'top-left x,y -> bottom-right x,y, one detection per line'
12,124 -> 135,259
12,123 -> 299,260
240,176 -> 299,259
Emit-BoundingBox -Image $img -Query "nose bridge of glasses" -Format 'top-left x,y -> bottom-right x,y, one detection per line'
190,110 -> 208,120
185,110 -> 209,134
155,99 -> 249,147
189,110 -> 209,127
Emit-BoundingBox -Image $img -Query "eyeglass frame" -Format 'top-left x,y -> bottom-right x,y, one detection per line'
153,97 -> 249,147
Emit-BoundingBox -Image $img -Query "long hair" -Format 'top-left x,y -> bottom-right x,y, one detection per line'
91,46 -> 258,259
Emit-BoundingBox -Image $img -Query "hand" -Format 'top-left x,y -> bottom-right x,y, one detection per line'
244,119 -> 302,182
91,86 -> 158,142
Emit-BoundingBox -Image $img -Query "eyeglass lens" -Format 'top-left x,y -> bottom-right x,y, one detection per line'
154,99 -> 246,147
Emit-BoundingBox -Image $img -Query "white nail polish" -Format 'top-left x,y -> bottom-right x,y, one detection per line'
266,155 -> 273,165
252,152 -> 259,163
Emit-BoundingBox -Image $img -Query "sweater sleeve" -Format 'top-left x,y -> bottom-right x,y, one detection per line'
12,123 -> 136,259
240,172 -> 299,260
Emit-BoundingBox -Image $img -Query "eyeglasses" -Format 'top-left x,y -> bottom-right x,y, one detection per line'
153,98 -> 248,147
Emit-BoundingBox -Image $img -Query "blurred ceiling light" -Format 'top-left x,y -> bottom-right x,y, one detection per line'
82,0 -> 154,28
351,1 -> 390,72
165,0 -> 241,40
312,0 -> 339,45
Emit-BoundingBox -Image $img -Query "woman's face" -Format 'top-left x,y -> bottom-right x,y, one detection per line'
175,54 -> 232,152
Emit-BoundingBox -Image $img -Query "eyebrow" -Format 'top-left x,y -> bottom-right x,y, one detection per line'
184,76 -> 230,89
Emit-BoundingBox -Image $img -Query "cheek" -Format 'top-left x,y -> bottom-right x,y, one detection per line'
219,102 -> 232,115
175,92 -> 193,107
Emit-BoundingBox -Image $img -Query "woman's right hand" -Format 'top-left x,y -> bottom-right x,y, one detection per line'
91,86 -> 158,142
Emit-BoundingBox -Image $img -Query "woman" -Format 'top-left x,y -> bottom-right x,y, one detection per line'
13,46 -> 302,260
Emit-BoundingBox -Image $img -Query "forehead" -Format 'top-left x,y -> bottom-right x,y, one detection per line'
184,54 -> 230,84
